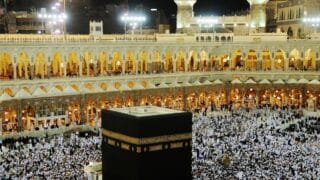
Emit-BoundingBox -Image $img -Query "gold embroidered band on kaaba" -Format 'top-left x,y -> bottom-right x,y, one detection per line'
102,129 -> 192,153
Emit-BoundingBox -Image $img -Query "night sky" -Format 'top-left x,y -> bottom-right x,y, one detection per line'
4,0 -> 249,34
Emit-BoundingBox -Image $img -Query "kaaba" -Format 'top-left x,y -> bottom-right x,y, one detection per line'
101,106 -> 192,180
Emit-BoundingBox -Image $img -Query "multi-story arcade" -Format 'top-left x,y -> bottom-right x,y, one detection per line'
0,34 -> 320,134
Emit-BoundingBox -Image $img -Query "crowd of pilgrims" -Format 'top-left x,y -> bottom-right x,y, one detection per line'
0,131 -> 101,179
192,106 -> 320,179
1,106 -> 320,179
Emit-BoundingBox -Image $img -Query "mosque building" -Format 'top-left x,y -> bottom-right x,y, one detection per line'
0,0 -> 320,135
175,0 -> 320,38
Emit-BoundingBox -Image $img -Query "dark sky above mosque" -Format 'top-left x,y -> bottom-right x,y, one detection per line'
4,0 -> 249,34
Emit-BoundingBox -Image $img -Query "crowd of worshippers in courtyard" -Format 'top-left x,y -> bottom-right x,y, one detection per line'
192,107 -> 320,179
0,132 -> 101,179
1,106 -> 320,179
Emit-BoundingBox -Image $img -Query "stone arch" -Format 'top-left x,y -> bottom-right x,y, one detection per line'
100,97 -> 111,109
17,52 -> 30,79
152,50 -> 162,73
288,89 -> 302,107
151,94 -> 162,107
124,95 -> 134,107
245,49 -> 257,70
22,103 -> 36,130
206,36 -> 211,41
199,50 -> 209,71
297,28 -> 302,39
97,51 -> 108,75
230,88 -> 242,109
217,54 -> 230,70
259,89 -> 272,105
0,52 -> 14,79
164,50 -> 174,73
215,36 -> 219,42
244,88 -> 257,108
112,96 -> 123,108
138,50 -> 148,74
186,92 -> 197,110
221,36 -> 226,42
198,92 -> 207,107
176,49 -> 185,72
67,100 -> 81,124
231,49 -> 244,70
51,52 -> 63,77
188,50 -> 198,71
261,49 -> 272,71
173,91 -> 184,110
209,53 -> 216,70
125,50 -> 135,74
287,26 -> 293,38
112,51 -> 122,74
67,52 -> 80,76
304,49 -> 316,70
139,94 -> 150,106
85,99 -> 98,126
83,51 -> 94,76
2,107 -> 18,133
218,90 -> 227,109
227,36 -> 232,42
274,49 -> 286,70
272,89 -> 286,107
34,52 -> 48,78
288,48 -> 301,70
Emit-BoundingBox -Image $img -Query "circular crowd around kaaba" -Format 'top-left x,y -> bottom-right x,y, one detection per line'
1,106 -> 320,179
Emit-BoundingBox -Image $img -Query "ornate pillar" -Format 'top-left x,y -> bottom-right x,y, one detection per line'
183,87 -> 187,110
13,63 -> 17,79
225,83 -> 231,105
0,103 -> 3,134
79,94 -> 86,124
247,0 -> 269,32
93,62 -> 97,77
86,62 -> 90,76
136,58 -> 139,75
271,53 -> 275,71
255,88 -> 261,107
184,51 -> 188,72
17,100 -> 23,132
79,56 -> 83,77
63,61 -> 67,77
174,0 -> 197,33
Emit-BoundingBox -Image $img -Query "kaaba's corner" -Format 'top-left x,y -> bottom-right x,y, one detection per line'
101,106 -> 192,180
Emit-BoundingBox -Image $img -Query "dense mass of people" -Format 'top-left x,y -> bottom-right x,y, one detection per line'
0,132 -> 101,179
192,107 -> 320,179
1,106 -> 320,179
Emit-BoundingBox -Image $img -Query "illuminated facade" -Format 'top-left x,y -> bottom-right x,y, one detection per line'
174,0 -> 197,32
0,34 -> 320,135
174,0 -> 320,38
274,0 -> 320,38
174,0 -> 268,34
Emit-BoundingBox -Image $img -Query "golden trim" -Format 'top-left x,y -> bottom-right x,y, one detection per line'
149,144 -> 163,151
136,147 -> 141,153
108,139 -> 115,146
171,142 -> 183,149
121,142 -> 130,150
102,129 -> 191,145
105,140 -> 189,153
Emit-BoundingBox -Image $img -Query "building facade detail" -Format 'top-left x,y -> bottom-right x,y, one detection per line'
174,0 -> 197,32
247,0 -> 269,32
0,38 -> 320,135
